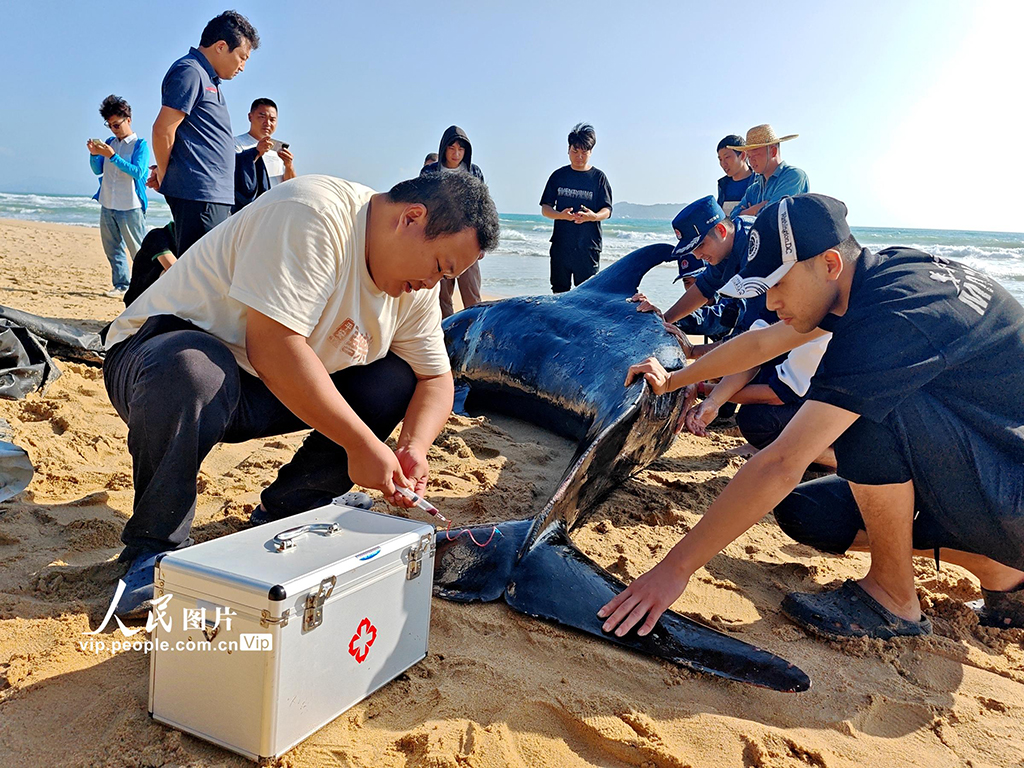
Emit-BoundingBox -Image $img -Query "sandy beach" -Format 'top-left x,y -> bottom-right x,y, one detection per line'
1,217 -> 1023,768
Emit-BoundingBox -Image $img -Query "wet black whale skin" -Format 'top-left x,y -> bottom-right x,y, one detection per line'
434,243 -> 811,693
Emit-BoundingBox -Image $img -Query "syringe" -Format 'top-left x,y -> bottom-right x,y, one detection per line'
395,486 -> 450,523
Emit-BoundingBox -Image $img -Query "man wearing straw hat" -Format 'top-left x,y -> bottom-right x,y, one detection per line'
730,125 -> 809,217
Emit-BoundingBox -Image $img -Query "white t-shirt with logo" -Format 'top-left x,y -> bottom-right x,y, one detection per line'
105,175 -> 450,378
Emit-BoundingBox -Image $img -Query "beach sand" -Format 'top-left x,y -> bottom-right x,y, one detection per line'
1,217 -> 1023,767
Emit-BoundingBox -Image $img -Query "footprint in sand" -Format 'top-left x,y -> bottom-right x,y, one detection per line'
29,558 -> 128,604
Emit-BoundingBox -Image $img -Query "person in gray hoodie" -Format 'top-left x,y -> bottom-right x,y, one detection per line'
421,125 -> 486,316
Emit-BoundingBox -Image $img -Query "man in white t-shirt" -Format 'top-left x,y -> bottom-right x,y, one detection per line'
233,97 -> 296,211
103,172 -> 499,615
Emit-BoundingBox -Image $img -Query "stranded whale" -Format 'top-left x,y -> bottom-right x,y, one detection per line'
434,243 -> 811,693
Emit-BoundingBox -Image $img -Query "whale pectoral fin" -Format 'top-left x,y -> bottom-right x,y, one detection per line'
432,518 -> 535,603
504,529 -> 811,693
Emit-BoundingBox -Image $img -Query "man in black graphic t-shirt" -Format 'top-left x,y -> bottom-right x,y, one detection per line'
600,194 -> 1024,642
539,123 -> 613,293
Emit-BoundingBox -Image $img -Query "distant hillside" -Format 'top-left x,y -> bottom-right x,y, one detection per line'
614,202 -> 684,221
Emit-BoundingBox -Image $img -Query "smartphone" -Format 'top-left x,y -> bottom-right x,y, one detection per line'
269,138 -> 288,152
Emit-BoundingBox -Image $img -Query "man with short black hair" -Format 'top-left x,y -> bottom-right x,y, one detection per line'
632,196 -> 767,353
715,134 -> 753,215
88,95 -> 150,298
152,10 -> 260,256
234,97 -> 296,212
602,193 -> 1024,641
103,172 -> 500,616
540,123 -> 613,293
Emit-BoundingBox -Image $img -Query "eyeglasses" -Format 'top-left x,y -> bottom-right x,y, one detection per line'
104,119 -> 127,130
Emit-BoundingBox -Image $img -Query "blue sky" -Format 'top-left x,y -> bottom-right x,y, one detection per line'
1,0 -> 1020,231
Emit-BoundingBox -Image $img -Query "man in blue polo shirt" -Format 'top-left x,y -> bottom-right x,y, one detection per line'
730,124 -> 809,217
151,11 -> 260,256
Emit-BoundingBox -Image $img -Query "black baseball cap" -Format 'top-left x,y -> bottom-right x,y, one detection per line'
719,194 -> 851,299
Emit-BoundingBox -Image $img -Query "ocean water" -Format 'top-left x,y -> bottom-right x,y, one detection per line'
0,191 -> 173,229
2,192 -> 1022,308
489,213 -> 1024,310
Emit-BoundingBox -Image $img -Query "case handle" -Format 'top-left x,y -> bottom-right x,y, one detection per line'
272,522 -> 341,552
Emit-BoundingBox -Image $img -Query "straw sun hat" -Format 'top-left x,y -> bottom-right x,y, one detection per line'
728,124 -> 798,151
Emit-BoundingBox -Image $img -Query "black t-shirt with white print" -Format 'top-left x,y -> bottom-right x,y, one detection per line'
539,165 -> 613,253
808,247 -> 1024,462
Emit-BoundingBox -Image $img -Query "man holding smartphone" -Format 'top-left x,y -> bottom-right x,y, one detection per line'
88,95 -> 150,298
539,123 -> 613,293
233,97 -> 296,212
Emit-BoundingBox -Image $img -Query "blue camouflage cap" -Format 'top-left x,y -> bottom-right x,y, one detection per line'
673,252 -> 706,283
671,196 -> 727,259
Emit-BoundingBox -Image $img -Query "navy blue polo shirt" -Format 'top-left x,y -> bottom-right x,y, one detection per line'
694,216 -> 753,301
159,47 -> 235,205
694,216 -> 776,331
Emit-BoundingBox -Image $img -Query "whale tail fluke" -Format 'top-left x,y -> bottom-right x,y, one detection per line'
433,518 -> 536,603
503,525 -> 812,693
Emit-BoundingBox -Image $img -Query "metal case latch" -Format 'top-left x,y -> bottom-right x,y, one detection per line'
303,576 -> 336,632
406,534 -> 435,580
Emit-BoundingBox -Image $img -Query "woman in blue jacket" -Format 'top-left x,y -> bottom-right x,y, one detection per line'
88,95 -> 150,298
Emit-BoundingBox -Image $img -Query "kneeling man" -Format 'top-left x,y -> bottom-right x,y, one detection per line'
602,194 -> 1024,639
104,172 -> 499,614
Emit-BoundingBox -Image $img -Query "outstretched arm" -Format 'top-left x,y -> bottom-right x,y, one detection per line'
625,321 -> 828,395
599,399 -> 858,636
246,310 -> 418,507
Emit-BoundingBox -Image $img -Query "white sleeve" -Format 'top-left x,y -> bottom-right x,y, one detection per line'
228,201 -> 341,337
750,319 -> 831,397
389,288 -> 451,377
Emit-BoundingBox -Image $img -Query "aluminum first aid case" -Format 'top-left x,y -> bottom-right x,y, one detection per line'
148,501 -> 435,761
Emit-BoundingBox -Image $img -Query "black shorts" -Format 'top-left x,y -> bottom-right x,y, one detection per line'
773,474 -> 950,555
773,391 -> 1024,569
736,401 -> 802,450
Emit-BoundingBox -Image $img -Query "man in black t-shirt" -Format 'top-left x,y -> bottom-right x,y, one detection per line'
539,123 -> 613,293
600,194 -> 1024,641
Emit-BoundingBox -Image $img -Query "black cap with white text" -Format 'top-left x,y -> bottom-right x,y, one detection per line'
719,194 -> 851,299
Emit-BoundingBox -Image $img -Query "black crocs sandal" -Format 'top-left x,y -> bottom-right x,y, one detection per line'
781,579 -> 933,640
974,584 -> 1024,629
